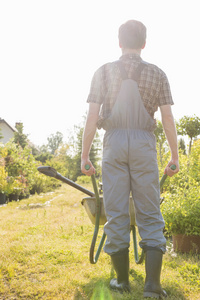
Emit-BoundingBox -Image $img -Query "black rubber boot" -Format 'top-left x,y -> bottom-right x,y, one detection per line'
110,248 -> 130,293
144,248 -> 167,299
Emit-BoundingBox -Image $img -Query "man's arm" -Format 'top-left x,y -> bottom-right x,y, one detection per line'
160,105 -> 179,176
81,102 -> 101,176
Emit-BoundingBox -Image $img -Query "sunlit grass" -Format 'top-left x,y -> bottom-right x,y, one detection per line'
0,183 -> 199,299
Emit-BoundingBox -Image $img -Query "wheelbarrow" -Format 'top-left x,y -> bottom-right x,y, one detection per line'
38,164 -> 176,265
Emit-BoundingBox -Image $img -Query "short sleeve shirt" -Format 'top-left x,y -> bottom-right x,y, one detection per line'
87,53 -> 174,129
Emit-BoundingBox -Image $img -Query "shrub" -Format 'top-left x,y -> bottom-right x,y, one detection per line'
6,176 -> 26,197
29,171 -> 57,194
76,175 -> 92,185
0,141 -> 59,197
0,166 -> 8,194
161,182 -> 200,236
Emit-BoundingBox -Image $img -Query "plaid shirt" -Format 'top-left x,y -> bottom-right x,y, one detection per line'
87,53 -> 174,129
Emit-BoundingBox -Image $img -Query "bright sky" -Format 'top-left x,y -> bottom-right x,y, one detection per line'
1,0 -> 200,146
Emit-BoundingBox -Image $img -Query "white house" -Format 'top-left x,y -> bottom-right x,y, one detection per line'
0,118 -> 16,143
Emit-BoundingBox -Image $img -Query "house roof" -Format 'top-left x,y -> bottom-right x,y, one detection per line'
0,118 -> 16,132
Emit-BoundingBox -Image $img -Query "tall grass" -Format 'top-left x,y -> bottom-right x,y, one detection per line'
0,183 -> 199,299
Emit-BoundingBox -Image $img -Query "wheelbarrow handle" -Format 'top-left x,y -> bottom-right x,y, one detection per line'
85,164 -> 106,264
37,166 -> 95,197
159,164 -> 176,188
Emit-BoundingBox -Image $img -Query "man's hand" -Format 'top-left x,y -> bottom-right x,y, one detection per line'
164,159 -> 179,177
81,158 -> 95,176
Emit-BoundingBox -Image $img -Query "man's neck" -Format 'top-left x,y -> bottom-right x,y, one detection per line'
121,48 -> 141,55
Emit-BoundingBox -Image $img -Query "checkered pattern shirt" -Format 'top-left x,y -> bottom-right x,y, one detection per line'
87,53 -> 174,129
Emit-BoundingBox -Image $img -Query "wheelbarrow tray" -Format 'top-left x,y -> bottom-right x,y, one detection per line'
81,196 -> 136,226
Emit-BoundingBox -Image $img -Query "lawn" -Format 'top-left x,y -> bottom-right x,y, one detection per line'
0,183 -> 199,299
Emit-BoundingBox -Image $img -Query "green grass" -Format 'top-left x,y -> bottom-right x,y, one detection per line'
0,183 -> 200,299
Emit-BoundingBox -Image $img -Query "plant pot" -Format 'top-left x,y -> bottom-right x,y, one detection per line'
173,234 -> 200,254
0,193 -> 7,204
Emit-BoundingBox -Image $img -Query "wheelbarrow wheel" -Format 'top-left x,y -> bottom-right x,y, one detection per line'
131,225 -> 145,264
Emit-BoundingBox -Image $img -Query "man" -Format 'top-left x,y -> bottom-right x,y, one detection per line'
81,20 -> 179,298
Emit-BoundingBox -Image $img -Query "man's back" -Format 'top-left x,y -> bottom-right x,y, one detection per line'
87,53 -> 173,128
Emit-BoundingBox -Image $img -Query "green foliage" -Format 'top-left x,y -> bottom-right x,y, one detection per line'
154,120 -> 169,167
45,143 -> 74,180
32,121 -> 102,183
14,123 -> 28,149
177,115 -> 200,153
28,171 -> 57,194
35,151 -> 53,163
69,125 -> 83,180
0,141 -> 58,198
178,263 -> 200,286
189,139 -> 200,182
154,120 -> 166,145
76,175 -> 92,184
178,138 -> 186,154
177,115 -> 200,139
34,144 -> 53,163
161,182 -> 200,236
160,150 -> 187,193
0,166 -> 7,193
0,184 -> 199,299
47,131 -> 63,154
1,114 -> 200,211
161,140 -> 200,195
163,255 -> 200,290
157,121 -> 200,237
68,123 -> 101,181
6,175 -> 27,197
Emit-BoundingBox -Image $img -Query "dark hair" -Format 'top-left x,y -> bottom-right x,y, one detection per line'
118,20 -> 146,49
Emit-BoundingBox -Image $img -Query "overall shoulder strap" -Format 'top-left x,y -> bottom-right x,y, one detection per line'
116,60 -> 128,80
132,61 -> 147,82
116,60 -> 147,82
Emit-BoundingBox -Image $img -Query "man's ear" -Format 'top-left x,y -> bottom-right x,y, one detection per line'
119,41 -> 122,48
141,42 -> 146,49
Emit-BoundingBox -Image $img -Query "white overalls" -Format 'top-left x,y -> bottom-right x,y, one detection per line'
102,61 -> 166,255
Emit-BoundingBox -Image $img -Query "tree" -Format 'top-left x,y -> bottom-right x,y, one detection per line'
35,144 -> 53,163
177,115 -> 200,154
14,123 -> 28,149
45,143 -> 74,179
72,126 -> 84,180
47,131 -> 63,155
178,138 -> 186,155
